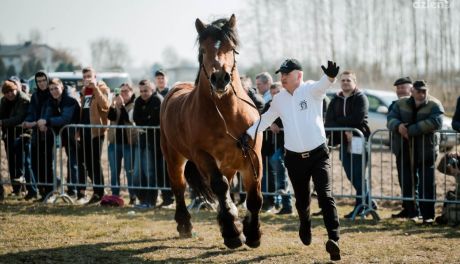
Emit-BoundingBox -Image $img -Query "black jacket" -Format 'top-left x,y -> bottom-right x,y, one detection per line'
247,87 -> 265,114
453,96 -> 460,132
261,99 -> 283,156
325,89 -> 371,143
133,92 -> 163,149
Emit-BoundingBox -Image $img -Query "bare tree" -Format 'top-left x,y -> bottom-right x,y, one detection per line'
90,38 -> 131,71
161,45 -> 180,68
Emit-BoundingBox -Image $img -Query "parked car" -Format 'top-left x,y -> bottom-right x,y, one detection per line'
326,89 -> 459,150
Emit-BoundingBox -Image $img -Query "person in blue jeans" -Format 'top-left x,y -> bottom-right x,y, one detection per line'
107,83 -> 137,203
325,70 -> 375,218
266,82 -> 292,214
270,147 -> 292,214
38,78 -> 83,199
132,79 -> 163,208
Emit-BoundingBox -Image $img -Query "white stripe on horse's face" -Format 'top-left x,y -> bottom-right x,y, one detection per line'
214,40 -> 221,50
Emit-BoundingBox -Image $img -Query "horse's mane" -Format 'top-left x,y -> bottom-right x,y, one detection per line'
194,18 -> 240,86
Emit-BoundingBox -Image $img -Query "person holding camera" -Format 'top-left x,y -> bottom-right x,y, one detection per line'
107,83 -> 137,203
77,67 -> 110,204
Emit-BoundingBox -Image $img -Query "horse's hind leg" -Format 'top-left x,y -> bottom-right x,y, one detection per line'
163,150 -> 191,238
241,167 -> 263,248
196,152 -> 245,249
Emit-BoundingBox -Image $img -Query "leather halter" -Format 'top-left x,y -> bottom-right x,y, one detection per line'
199,48 -> 261,181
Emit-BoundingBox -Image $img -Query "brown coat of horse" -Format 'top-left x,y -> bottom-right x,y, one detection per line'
160,14 -> 263,249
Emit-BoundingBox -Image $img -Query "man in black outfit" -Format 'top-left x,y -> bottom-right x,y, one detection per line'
153,70 -> 174,206
245,59 -> 341,261
133,79 -> 163,207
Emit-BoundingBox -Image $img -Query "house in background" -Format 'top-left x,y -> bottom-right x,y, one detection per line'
0,41 -> 56,75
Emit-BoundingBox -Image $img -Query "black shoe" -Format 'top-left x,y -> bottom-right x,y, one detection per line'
299,222 -> 312,246
24,193 -> 37,201
129,197 -> 137,205
326,239 -> 341,261
35,196 -> 46,203
276,207 -> 293,215
391,209 -> 411,219
87,194 -> 102,204
262,204 -> 275,213
435,216 -> 448,225
160,198 -> 174,207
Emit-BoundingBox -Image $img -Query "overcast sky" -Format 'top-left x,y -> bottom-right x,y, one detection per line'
1,0 -> 246,68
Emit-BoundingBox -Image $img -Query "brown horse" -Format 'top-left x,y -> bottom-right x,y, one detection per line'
160,14 -> 262,249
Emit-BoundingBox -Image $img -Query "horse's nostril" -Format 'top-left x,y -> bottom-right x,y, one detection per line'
210,74 -> 217,86
224,73 -> 230,85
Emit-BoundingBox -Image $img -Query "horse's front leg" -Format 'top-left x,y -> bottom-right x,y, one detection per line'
163,150 -> 191,238
197,152 -> 245,249
241,158 -> 263,248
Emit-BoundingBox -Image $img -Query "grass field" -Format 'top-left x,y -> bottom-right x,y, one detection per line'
1,197 -> 460,264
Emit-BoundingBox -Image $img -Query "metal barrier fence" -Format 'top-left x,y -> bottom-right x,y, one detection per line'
3,123 -> 458,223
0,126 -> 57,201
369,129 -> 460,202
369,129 -> 460,223
55,124 -> 171,205
1,125 -> 371,214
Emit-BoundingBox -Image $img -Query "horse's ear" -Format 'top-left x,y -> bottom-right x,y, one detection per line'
195,18 -> 206,34
227,14 -> 236,29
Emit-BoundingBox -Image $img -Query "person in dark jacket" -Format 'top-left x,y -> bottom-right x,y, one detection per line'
0,79 -> 35,200
241,75 -> 265,113
153,71 -> 174,206
453,96 -> 460,132
38,78 -> 83,199
388,77 -> 415,219
132,79 -> 163,208
107,83 -> 137,203
23,70 -> 55,201
325,70 -> 375,219
387,80 -> 444,224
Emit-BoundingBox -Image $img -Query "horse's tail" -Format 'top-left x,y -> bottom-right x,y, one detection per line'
184,161 -> 216,203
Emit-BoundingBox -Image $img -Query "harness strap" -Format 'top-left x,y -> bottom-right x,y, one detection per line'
200,49 -> 262,181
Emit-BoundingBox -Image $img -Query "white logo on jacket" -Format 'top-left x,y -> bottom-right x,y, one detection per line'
299,100 -> 308,110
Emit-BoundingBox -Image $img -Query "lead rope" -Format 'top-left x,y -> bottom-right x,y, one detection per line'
200,49 -> 262,181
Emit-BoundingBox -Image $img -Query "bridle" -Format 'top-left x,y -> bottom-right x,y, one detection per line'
199,47 -> 262,181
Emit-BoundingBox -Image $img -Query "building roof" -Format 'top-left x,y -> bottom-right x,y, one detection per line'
0,42 -> 55,57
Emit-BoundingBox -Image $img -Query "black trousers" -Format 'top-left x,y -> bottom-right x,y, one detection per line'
396,143 -> 418,216
284,144 -> 340,241
81,131 -> 105,197
31,134 -> 55,197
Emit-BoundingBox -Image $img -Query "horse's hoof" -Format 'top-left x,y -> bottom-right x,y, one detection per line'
245,238 -> 261,248
179,231 -> 192,238
177,224 -> 193,238
224,234 -> 245,249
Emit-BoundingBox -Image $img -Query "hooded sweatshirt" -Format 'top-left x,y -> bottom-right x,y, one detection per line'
25,71 -> 51,122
